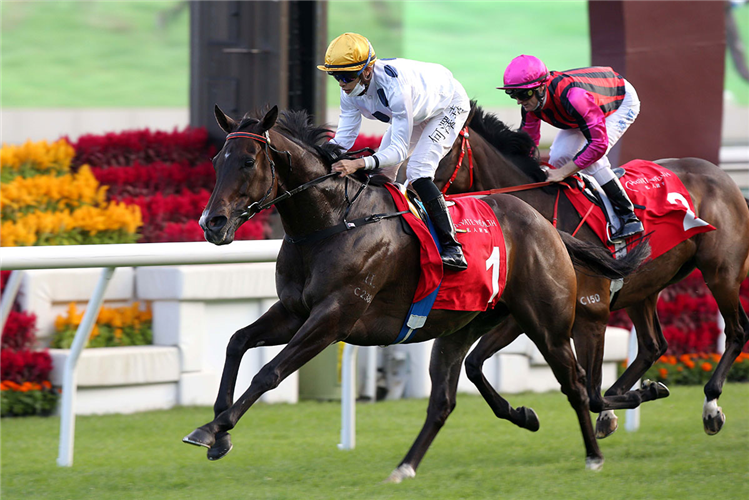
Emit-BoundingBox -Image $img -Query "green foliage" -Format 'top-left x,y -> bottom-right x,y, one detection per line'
51,323 -> 152,349
32,229 -> 140,247
1,388 -> 58,418
1,385 -> 748,499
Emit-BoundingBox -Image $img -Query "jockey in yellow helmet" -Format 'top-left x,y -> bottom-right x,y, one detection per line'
319,32 -> 471,272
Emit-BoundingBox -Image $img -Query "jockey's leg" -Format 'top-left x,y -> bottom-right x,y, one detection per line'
413,177 -> 468,272
408,93 -> 471,272
592,163 -> 644,240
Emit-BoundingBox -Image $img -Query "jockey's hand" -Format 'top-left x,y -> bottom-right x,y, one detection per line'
545,161 -> 581,183
332,158 -> 365,177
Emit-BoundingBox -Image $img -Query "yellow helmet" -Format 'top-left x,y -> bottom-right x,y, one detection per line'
317,32 -> 376,73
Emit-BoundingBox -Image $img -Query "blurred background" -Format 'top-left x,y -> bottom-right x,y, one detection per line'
2,1 -> 747,156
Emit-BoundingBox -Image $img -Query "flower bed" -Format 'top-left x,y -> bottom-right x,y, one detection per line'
0,140 -> 143,247
643,352 -> 749,386
609,270 -> 749,355
51,302 -> 153,349
1,273 -> 58,417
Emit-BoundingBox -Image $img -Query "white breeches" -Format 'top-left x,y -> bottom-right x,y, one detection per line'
379,88 -> 471,185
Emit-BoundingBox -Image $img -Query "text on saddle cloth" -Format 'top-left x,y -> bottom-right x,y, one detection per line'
563,159 -> 716,261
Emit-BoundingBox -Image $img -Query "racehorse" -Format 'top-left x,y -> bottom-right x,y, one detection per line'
183,105 -> 646,479
434,104 -> 749,437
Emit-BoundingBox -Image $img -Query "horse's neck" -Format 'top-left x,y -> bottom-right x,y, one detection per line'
270,134 -> 354,237
473,135 -> 533,191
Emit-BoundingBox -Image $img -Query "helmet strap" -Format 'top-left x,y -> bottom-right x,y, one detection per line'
532,86 -> 546,111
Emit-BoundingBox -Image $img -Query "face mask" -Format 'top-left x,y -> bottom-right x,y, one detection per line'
351,78 -> 367,97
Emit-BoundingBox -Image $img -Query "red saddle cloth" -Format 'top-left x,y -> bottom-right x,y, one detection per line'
384,184 -> 506,312
563,159 -> 716,260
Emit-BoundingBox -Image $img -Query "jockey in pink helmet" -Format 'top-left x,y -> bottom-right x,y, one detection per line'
499,55 -> 644,241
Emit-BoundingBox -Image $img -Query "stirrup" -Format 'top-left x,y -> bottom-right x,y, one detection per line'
607,220 -> 644,243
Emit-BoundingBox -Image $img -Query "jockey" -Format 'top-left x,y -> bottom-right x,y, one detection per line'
498,55 -> 644,241
319,32 -> 470,272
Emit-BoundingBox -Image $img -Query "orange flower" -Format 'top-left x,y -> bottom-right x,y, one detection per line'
42,380 -> 52,389
701,362 -> 713,372
5,381 -> 21,391
677,366 -> 683,372
0,381 -> 8,391
658,368 -> 668,379
679,354 -> 692,364
685,360 -> 695,369
710,353 -> 721,363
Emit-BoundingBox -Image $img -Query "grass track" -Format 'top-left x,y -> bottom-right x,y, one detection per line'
2,384 -> 748,499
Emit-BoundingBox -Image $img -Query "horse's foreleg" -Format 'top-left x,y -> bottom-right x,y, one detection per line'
184,301 -> 352,458
464,318 -> 540,431
386,330 -> 481,484
201,301 -> 303,459
700,262 -> 749,435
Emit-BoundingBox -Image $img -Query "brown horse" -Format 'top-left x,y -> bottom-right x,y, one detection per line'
183,105 -> 646,479
434,104 -> 749,437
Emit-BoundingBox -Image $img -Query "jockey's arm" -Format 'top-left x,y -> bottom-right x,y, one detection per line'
547,88 -> 608,183
334,81 -> 414,176
330,93 -> 363,151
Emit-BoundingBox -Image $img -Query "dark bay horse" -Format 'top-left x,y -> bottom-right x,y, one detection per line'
434,104 -> 749,437
184,105 -> 645,479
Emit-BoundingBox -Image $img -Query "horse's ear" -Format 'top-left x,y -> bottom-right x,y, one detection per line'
260,105 -> 279,132
215,104 -> 238,134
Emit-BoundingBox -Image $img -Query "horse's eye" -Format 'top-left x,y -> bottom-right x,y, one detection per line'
243,158 -> 255,169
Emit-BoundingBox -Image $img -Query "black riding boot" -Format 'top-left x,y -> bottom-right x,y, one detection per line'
423,196 -> 468,271
600,177 -> 644,240
412,178 -> 467,271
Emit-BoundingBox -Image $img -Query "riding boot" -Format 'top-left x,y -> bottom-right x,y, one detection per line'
600,177 -> 644,240
423,195 -> 468,272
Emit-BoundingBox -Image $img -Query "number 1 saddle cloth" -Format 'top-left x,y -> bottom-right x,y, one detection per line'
384,183 -> 507,313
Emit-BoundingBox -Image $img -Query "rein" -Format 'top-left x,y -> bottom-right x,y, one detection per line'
226,131 -> 336,221
225,130 -> 407,244
441,126 -> 474,194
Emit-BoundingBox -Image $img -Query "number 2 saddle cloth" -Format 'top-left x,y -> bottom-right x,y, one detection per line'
384,183 -> 507,313
563,159 -> 716,260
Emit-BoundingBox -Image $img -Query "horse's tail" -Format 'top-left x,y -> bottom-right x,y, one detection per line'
558,231 -> 651,280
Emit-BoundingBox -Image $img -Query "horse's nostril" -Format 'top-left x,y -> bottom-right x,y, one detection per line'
208,216 -> 227,230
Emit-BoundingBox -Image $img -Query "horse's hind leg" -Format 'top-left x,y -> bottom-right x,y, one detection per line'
595,295 -> 671,436
184,300 -> 303,459
699,259 -> 749,435
386,329 -> 482,484
464,318 -> 540,431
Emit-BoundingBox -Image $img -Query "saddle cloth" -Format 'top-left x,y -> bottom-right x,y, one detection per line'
384,183 -> 507,311
563,159 -> 716,260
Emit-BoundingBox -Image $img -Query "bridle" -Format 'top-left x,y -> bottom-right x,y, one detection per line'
223,130 -> 407,244
440,126 -> 474,194
224,130 -> 336,222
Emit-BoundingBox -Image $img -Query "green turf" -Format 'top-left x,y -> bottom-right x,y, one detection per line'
1,1 -> 747,109
2,384 -> 747,499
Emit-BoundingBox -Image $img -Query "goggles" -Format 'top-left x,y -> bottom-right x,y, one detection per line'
506,88 -> 536,101
331,72 -> 359,84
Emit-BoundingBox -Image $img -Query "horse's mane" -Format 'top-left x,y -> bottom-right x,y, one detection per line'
244,109 -> 390,186
468,102 -> 547,183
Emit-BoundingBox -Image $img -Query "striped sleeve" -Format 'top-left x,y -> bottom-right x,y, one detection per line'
520,109 -> 541,146
563,87 -> 608,168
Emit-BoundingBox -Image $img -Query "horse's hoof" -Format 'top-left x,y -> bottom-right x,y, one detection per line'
642,379 -> 670,399
518,406 -> 540,432
585,456 -> 604,472
595,410 -> 618,439
182,427 -> 216,449
703,398 -> 725,435
207,432 -> 233,461
383,464 -> 416,484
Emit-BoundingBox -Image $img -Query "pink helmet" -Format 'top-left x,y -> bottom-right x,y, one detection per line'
497,55 -> 549,90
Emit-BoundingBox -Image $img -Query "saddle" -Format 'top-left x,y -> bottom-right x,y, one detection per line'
568,167 -> 644,245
